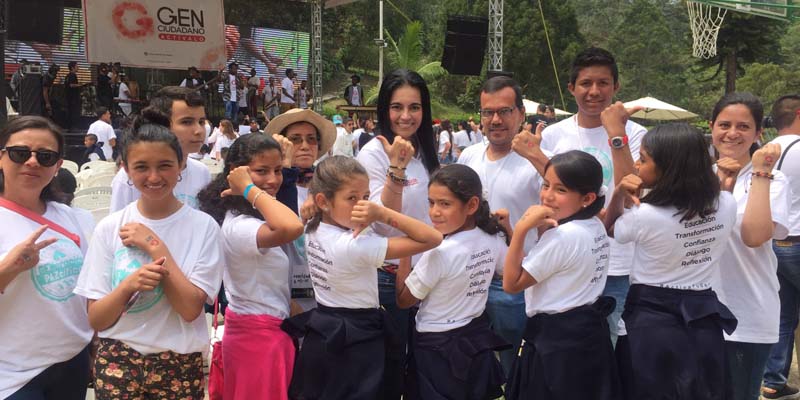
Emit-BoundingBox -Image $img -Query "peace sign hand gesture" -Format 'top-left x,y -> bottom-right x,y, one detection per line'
5,225 -> 58,274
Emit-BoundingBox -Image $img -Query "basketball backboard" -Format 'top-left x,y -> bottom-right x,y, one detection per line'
692,0 -> 799,21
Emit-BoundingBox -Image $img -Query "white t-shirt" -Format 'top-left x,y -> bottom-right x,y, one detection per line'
228,74 -> 238,102
222,212 -> 290,319
281,77 -> 295,104
541,116 -> 647,276
332,129 -> 355,157
0,203 -> 94,399
713,163 -> 791,344
438,130 -> 451,154
74,203 -> 223,355
522,217 -> 610,316
406,229 -> 507,332
615,192 -> 737,290
110,158 -> 211,212
118,82 -> 131,116
213,134 -> 237,159
770,134 -> 800,235
87,119 -> 116,160
458,142 -> 544,253
356,138 -> 431,265
452,130 -> 471,149
298,88 -> 309,109
305,222 -> 388,309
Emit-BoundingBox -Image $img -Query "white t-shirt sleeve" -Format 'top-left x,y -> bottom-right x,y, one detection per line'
225,216 -> 268,258
521,229 -> 573,282
110,169 -> 136,213
186,220 -> 224,300
494,237 -> 508,276
769,173 -> 792,239
405,250 -> 443,300
73,220 -> 114,300
356,142 -> 390,207
627,122 -> 648,162
613,207 -> 640,244
342,234 -> 388,270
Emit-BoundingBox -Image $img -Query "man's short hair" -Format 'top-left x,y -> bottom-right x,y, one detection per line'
96,107 -> 109,118
149,86 -> 206,118
86,133 -> 98,142
286,68 -> 294,75
771,94 -> 800,131
68,61 -> 77,69
537,104 -> 547,113
480,76 -> 524,110
188,66 -> 198,73
569,47 -> 619,85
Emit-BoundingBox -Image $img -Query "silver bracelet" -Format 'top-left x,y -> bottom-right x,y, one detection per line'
251,190 -> 270,208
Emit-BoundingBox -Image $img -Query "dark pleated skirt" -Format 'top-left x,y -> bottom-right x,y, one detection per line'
505,296 -> 621,400
281,304 -> 404,400
617,284 -> 738,400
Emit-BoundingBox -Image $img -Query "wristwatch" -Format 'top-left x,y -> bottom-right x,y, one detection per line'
608,135 -> 629,149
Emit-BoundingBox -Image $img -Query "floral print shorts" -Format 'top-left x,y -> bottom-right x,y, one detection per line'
94,338 -> 204,400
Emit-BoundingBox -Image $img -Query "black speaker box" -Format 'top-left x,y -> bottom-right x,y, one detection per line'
19,74 -> 44,116
441,16 -> 489,76
8,0 -> 64,45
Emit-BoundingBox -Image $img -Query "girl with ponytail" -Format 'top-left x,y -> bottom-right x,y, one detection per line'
395,164 -> 510,399
502,150 -> 620,400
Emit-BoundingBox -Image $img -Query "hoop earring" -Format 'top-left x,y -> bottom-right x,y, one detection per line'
178,174 -> 183,182
126,179 -> 133,186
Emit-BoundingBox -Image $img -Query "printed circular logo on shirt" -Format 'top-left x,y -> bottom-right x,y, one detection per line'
112,247 -> 164,313
581,146 -> 613,187
30,238 -> 83,302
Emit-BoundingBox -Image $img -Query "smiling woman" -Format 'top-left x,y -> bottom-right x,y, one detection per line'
0,116 -> 94,400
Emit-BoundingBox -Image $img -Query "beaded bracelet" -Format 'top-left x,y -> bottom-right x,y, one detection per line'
752,171 -> 774,180
387,169 -> 409,186
388,165 -> 407,170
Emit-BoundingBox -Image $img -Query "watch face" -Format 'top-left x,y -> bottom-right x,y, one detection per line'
611,137 -> 624,148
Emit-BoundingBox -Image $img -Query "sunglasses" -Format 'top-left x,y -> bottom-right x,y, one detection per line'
2,146 -> 61,167
286,135 -> 320,146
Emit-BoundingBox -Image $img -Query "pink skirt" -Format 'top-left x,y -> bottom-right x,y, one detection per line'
222,309 -> 295,400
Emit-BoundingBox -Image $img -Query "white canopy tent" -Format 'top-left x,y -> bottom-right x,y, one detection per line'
623,96 -> 699,121
522,99 -> 572,116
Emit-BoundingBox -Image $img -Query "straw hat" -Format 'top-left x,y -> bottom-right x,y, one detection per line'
265,108 -> 336,158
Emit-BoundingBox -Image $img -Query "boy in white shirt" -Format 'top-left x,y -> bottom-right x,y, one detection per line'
86,107 -> 116,160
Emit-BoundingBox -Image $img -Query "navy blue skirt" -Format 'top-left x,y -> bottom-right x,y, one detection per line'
505,296 -> 620,400
617,284 -> 737,400
405,313 -> 509,400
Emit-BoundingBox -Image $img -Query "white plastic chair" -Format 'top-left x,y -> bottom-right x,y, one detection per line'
83,173 -> 116,188
80,160 -> 117,173
74,186 -> 112,197
72,193 -> 111,210
61,160 -> 79,175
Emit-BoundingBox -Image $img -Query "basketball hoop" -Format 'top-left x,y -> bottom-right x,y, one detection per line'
687,1 -> 728,59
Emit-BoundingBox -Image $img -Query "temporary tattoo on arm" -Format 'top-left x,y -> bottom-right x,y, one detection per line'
387,217 -> 399,228
145,235 -> 160,247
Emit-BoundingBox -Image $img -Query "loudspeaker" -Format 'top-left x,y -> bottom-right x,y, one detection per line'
19,74 -> 44,116
441,16 -> 488,76
8,0 -> 64,45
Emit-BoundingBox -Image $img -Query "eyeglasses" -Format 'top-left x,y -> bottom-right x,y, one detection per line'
286,135 -> 320,146
479,107 -> 516,119
1,146 -> 61,167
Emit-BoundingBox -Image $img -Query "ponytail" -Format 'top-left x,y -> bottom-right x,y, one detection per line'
474,199 -> 510,245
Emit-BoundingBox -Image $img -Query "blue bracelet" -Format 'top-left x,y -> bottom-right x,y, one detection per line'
243,183 -> 255,199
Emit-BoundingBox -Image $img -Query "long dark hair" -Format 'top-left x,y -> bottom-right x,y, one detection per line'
429,164 -> 509,244
711,92 -> 764,156
305,156 -> 368,233
198,134 -> 283,225
640,123 -> 719,221
0,116 -> 67,204
376,69 -> 439,173
545,151 -> 605,225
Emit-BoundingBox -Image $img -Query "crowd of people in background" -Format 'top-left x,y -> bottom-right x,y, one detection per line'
1,46 -> 799,400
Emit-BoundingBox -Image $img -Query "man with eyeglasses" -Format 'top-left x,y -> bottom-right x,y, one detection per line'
457,75 -> 549,377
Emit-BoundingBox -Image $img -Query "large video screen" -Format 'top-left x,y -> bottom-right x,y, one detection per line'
224,25 -> 310,82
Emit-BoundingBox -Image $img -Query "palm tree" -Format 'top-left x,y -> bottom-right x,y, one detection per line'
365,21 -> 447,104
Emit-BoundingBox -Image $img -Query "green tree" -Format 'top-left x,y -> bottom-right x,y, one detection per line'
606,0 -> 690,104
697,12 -> 787,93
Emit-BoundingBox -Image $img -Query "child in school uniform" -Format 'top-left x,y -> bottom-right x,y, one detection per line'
198,133 -> 304,400
395,164 -> 510,400
73,111 -> 224,399
503,150 -> 620,400
284,155 -> 442,400
603,123 -> 738,400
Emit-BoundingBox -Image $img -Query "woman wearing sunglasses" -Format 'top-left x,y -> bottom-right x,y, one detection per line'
0,116 -> 94,400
